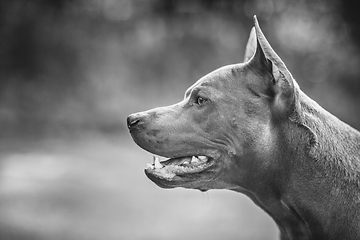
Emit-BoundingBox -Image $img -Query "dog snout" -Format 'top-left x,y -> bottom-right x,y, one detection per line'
127,114 -> 141,129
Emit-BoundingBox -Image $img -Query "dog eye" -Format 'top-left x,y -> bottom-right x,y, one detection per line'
196,96 -> 207,106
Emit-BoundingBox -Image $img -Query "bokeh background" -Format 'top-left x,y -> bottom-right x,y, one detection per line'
0,0 -> 359,239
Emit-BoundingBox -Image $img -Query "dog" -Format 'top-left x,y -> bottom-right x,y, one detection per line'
127,16 -> 360,240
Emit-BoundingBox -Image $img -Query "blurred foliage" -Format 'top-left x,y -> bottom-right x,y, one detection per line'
0,0 -> 359,138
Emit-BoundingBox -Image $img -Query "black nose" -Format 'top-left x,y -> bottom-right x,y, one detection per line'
127,114 -> 140,129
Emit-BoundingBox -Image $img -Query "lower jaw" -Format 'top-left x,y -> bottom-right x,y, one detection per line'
144,170 -> 179,188
144,160 -> 215,185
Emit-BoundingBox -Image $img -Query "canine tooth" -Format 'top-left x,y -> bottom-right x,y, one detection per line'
147,163 -> 154,169
191,156 -> 200,164
154,156 -> 163,169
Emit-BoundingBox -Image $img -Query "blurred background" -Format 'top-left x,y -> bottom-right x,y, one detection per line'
0,0 -> 359,239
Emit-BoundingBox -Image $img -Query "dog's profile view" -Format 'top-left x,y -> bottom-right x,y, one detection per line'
127,16 -> 360,240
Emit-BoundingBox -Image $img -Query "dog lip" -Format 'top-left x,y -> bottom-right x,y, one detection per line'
144,154 -> 216,182
144,158 -> 217,189
147,154 -> 212,169
142,149 -> 221,188
148,149 -> 220,162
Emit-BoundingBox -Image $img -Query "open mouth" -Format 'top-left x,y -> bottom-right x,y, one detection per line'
145,154 -> 216,181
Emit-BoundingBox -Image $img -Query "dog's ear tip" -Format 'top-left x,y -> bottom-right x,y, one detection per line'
253,15 -> 258,24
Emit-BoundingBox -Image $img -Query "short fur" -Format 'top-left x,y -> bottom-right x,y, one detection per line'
128,16 -> 360,240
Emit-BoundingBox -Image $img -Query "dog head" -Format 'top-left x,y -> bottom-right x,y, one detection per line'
128,16 -> 300,192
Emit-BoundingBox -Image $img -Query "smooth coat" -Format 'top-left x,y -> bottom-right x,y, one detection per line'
128,16 -> 360,240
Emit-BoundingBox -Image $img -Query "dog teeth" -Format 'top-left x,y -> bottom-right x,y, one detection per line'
149,155 -> 208,169
191,156 -> 199,164
153,155 -> 164,169
198,156 -> 208,161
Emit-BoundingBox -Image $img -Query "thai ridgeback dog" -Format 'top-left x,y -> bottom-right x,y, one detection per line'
127,16 -> 360,240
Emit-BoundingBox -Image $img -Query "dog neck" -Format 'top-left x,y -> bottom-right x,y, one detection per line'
229,116 -> 314,238
231,89 -> 360,240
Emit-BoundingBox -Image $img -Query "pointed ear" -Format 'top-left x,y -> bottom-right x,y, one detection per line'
249,16 -> 300,117
243,27 -> 257,62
